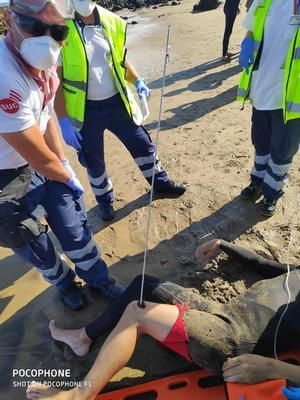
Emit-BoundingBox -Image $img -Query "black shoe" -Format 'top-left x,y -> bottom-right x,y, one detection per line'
260,198 -> 277,217
240,182 -> 262,201
99,203 -> 115,221
59,282 -> 88,311
92,278 -> 125,300
155,180 -> 187,196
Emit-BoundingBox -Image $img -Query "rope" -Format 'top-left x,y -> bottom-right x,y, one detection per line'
138,25 -> 171,308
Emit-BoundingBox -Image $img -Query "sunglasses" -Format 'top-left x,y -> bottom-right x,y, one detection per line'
12,12 -> 69,42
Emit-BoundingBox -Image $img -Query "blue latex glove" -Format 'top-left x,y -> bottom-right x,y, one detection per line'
239,37 -> 255,74
282,387 -> 300,400
62,159 -> 84,199
134,78 -> 151,99
59,117 -> 82,151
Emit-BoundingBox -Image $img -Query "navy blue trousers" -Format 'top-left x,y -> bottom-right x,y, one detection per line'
250,108 -> 300,200
79,94 -> 169,205
14,171 -> 108,290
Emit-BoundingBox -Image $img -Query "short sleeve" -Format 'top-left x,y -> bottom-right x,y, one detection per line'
0,73 -> 36,134
243,0 -> 260,31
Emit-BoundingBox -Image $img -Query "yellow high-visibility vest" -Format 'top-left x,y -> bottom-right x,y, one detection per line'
61,5 -> 142,129
237,0 -> 300,122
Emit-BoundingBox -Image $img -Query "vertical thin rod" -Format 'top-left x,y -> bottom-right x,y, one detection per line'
138,25 -> 171,307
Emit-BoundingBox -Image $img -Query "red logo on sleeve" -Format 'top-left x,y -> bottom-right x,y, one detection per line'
0,90 -> 22,114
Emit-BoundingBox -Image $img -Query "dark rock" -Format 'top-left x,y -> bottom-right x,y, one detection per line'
192,0 -> 221,12
171,1 -> 179,4
131,20 -> 138,24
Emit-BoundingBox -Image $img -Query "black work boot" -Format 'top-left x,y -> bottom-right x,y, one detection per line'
59,282 -> 88,311
99,203 -> 115,221
259,197 -> 278,217
240,182 -> 262,201
155,180 -> 187,196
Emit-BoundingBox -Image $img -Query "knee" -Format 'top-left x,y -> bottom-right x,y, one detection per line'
124,301 -> 145,325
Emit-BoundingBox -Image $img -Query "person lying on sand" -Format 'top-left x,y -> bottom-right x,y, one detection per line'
26,239 -> 300,400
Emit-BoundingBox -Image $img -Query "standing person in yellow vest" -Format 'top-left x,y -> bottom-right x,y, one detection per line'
55,0 -> 187,221
237,0 -> 300,217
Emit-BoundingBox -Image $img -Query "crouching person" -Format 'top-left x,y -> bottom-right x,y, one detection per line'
0,0 -> 123,311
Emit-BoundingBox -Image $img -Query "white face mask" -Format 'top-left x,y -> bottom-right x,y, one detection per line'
20,36 -> 61,70
12,18 -> 61,70
73,0 -> 96,17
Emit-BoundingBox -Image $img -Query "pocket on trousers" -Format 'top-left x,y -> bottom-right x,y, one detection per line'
74,199 -> 88,228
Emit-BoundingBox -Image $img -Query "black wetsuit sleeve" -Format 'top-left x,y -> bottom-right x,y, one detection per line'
219,240 -> 297,278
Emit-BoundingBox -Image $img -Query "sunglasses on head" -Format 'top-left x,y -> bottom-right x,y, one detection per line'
12,11 -> 69,42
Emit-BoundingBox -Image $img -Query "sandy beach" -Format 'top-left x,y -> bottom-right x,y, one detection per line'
0,1 -> 299,398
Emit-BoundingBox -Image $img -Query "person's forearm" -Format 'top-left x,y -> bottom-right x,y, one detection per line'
44,118 -> 66,161
33,157 -> 70,183
219,240 -> 293,277
270,359 -> 300,386
124,59 -> 140,85
54,67 -> 68,119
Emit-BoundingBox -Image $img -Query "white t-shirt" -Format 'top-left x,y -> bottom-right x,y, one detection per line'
0,40 -> 53,169
76,21 -> 118,101
243,0 -> 297,110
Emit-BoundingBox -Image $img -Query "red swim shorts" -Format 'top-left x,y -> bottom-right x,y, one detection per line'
160,304 -> 191,361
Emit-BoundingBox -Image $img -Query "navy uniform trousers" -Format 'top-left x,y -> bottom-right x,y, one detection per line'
78,93 -> 169,205
0,166 -> 108,290
250,108 -> 300,200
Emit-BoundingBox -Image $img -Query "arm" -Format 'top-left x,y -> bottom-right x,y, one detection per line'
219,240 -> 294,277
124,59 -> 151,98
43,117 -> 67,161
54,67 -> 67,119
223,354 -> 300,386
53,67 -> 83,151
1,124 -> 70,183
124,59 -> 140,85
195,239 -> 295,278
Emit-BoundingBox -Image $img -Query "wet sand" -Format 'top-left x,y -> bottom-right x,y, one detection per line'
0,1 -> 299,399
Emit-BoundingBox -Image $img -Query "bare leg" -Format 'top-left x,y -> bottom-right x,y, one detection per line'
49,321 -> 92,357
27,302 -> 179,400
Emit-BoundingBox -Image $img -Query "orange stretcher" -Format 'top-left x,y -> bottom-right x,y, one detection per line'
96,350 -> 300,400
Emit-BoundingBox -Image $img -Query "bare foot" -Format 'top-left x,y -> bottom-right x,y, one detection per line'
26,382 -> 78,399
49,320 -> 92,357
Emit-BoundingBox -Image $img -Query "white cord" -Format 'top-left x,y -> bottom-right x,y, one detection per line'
273,231 -> 293,359
138,25 -> 171,307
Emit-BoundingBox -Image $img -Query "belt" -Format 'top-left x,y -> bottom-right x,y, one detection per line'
0,164 -> 29,176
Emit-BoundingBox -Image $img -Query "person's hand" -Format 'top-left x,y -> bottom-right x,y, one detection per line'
62,159 -> 84,199
223,354 -> 277,384
134,78 -> 151,99
59,117 -> 82,151
195,239 -> 221,262
282,387 -> 300,400
239,37 -> 255,74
